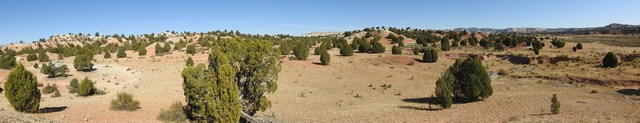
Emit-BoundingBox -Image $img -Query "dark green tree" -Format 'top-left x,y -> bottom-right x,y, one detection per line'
340,44 -> 354,56
320,50 -> 330,65
370,41 -> 385,53
116,48 -> 127,58
77,77 -> 95,96
74,53 -> 94,71
104,51 -> 112,59
602,52 -> 619,68
4,64 -> 40,112
155,43 -> 163,54
551,39 -> 565,48
0,54 -> 17,69
550,94 -> 560,114
186,57 -> 194,66
449,57 -> 492,101
532,40 -> 544,55
358,40 -> 371,53
69,78 -> 79,93
293,43 -> 309,60
435,70 -> 454,109
38,52 -> 50,62
138,46 -> 147,56
27,53 -> 38,61
186,44 -> 196,55
576,43 -> 583,49
422,48 -> 438,63
391,45 -> 402,55
441,38 -> 451,51
40,62 -> 69,78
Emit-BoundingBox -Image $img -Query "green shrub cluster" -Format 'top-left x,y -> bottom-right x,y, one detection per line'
4,64 -> 41,112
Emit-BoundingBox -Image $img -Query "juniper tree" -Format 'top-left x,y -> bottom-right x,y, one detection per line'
40,62 -> 69,78
38,52 -> 50,62
532,40 -> 544,55
550,94 -> 560,114
440,38 -> 451,51
340,44 -> 354,56
422,48 -> 438,63
391,45 -> 402,55
320,50 -> 330,65
576,43 -> 583,49
293,43 -> 309,60
0,54 -> 17,69
602,52 -> 619,68
435,70 -> 454,109
77,77 -> 95,96
4,64 -> 41,112
313,47 -> 324,55
182,39 -> 280,121
138,46 -> 147,56
370,41 -> 385,53
358,40 -> 372,53
186,57 -> 194,66
73,53 -> 94,71
186,44 -> 196,55
116,48 -> 126,58
449,57 -> 492,101
69,78 -> 79,93
27,53 -> 38,61
155,43 -> 163,55
104,51 -> 112,58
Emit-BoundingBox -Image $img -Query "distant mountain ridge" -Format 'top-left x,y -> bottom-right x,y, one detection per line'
452,23 -> 640,34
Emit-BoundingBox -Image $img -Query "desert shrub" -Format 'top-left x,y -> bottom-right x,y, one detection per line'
340,44 -> 354,56
572,47 -> 577,52
110,92 -> 140,111
104,51 -> 112,59
138,46 -> 147,56
320,50 -> 330,65
293,43 -> 309,60
116,48 -> 127,58
602,52 -> 619,68
435,70 -> 454,109
38,52 -> 50,62
550,94 -> 560,114
77,77 -> 95,96
69,78 -> 79,93
551,39 -> 565,48
33,63 -> 39,69
279,43 -> 293,55
422,48 -> 438,63
391,45 -> 402,55
576,43 -> 583,49
164,43 -> 172,53
73,53 -> 94,71
158,102 -> 188,122
449,57 -> 493,101
40,62 -> 69,78
186,57 -> 194,66
440,38 -> 451,51
41,84 -> 57,94
27,53 -> 38,61
186,44 -> 196,55
4,64 -> 40,112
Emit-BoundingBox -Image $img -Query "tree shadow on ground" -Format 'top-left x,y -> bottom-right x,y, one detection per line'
617,89 -> 640,96
402,97 -> 440,105
33,106 -> 68,114
397,105 -> 441,111
311,62 -> 325,66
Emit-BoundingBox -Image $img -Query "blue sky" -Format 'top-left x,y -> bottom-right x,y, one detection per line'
1,0 -> 638,44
